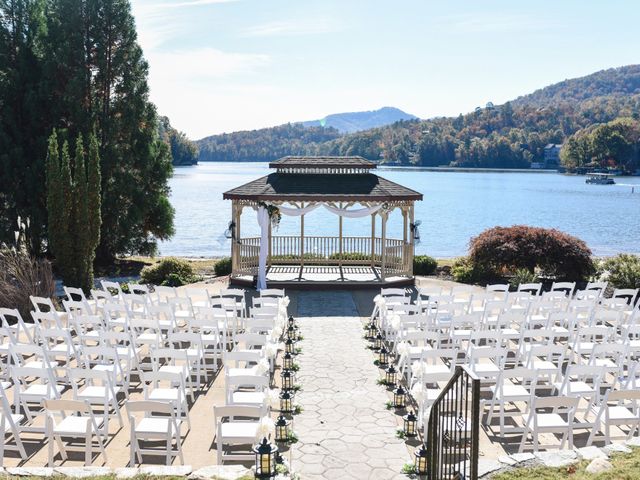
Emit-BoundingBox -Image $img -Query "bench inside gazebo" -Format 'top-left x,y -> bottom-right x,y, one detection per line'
223,156 -> 423,288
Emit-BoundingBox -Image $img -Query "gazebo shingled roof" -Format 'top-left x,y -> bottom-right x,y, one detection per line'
222,173 -> 422,202
224,155 -> 422,202
269,155 -> 376,169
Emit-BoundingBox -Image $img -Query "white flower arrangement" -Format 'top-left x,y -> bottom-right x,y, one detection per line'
255,416 -> 275,441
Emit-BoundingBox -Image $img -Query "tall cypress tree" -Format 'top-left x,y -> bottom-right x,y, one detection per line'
73,133 -> 89,289
86,132 -> 101,289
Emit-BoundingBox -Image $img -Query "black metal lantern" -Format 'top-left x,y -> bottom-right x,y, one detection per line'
403,410 -> 418,437
374,333 -> 384,350
288,315 -> 295,327
366,322 -> 378,339
378,346 -> 390,366
385,364 -> 397,385
285,338 -> 295,354
274,415 -> 290,442
280,369 -> 294,390
279,390 -> 294,413
286,325 -> 297,341
414,443 -> 428,475
393,385 -> 407,409
282,352 -> 294,370
253,437 -> 278,478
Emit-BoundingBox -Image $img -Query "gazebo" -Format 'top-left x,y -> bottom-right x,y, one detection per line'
223,156 -> 423,288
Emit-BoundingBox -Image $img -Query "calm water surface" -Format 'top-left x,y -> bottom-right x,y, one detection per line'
160,163 -> 640,258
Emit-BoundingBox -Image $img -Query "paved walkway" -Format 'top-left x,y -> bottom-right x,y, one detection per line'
291,292 -> 409,479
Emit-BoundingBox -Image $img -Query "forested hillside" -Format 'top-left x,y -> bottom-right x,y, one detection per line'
195,65 -> 640,169
197,123 -> 341,162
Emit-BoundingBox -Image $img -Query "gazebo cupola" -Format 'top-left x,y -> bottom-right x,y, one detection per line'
223,156 -> 423,288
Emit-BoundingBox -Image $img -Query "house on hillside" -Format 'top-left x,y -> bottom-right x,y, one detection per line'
543,144 -> 562,169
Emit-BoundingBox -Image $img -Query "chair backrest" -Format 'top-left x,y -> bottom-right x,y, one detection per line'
533,395 -> 579,410
101,280 -> 123,298
551,282 -> 576,296
260,289 -> 285,298
30,296 -> 58,313
517,283 -> 542,296
214,405 -> 263,423
486,284 -> 509,293
613,288 -> 639,306
152,285 -> 177,303
129,284 -> 150,295
126,400 -> 174,415
606,389 -> 640,402
43,398 -> 92,415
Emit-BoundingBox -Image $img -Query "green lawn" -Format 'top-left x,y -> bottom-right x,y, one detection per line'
491,449 -> 640,480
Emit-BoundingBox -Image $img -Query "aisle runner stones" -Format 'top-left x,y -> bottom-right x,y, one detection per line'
291,296 -> 409,480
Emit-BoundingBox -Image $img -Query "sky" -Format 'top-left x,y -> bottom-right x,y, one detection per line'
131,0 -> 640,139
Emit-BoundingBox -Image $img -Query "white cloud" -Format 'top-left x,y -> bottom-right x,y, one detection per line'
147,48 -> 270,83
241,18 -> 341,37
440,13 -> 561,34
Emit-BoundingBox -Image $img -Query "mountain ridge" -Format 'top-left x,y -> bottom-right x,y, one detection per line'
301,106 -> 418,133
196,64 -> 640,167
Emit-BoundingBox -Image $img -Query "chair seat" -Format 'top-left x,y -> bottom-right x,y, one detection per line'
54,416 -> 103,435
592,359 -> 617,369
159,365 -> 189,377
78,386 -> 114,401
4,414 -> 24,433
472,363 -> 500,374
421,365 -> 450,375
227,367 -> 259,378
525,413 -> 568,429
136,417 -> 181,435
23,384 -> 64,398
490,384 -> 531,400
607,406 -> 639,421
529,360 -> 558,373
554,381 -> 594,396
23,360 -> 60,370
220,421 -> 259,439
231,391 -> 265,405
149,389 -> 185,403
136,333 -> 161,344
201,334 -> 222,344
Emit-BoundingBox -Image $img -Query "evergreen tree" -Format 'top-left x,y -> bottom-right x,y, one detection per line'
46,130 -> 101,291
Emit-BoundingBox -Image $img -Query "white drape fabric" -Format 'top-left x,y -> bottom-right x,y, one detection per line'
277,204 -> 321,217
278,203 -> 382,218
321,204 -> 382,218
255,202 -> 384,290
256,206 -> 270,290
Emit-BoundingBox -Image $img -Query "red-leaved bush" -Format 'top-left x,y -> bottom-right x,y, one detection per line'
468,225 -> 595,281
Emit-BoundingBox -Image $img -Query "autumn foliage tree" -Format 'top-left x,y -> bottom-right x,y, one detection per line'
468,225 -> 595,281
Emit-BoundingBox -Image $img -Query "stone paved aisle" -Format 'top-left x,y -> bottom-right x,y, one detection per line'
290,292 -> 409,480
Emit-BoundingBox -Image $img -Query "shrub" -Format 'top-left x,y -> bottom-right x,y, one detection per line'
601,254 -> 640,289
140,257 -> 199,286
469,225 -> 595,281
214,257 -> 232,276
413,255 -> 437,275
509,268 -> 538,289
451,256 -> 491,284
0,249 -> 56,322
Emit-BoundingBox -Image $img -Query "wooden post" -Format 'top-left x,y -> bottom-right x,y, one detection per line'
381,211 -> 387,281
268,221 -> 272,268
370,213 -> 376,268
231,201 -> 237,275
409,203 -> 415,277
300,205 -> 305,268
402,206 -> 408,276
338,207 -> 343,269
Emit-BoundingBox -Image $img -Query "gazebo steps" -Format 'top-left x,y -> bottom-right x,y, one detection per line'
230,265 -> 414,290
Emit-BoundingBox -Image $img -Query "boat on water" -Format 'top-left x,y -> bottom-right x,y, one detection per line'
586,173 -> 616,185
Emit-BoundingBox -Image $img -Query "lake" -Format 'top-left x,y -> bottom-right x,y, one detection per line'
159,162 -> 640,258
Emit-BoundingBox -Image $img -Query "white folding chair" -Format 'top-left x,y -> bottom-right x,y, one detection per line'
214,405 -> 264,463
225,374 -> 270,408
44,398 -> 108,466
69,368 -> 123,430
141,371 -> 191,430
553,364 -> 605,413
485,367 -> 538,436
0,382 -> 28,466
0,308 -> 37,344
519,396 -> 579,452
127,400 -> 184,466
11,366 -> 64,427
587,389 -> 640,445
